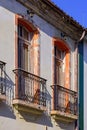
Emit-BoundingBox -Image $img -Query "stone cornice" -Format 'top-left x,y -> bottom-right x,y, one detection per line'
16,0 -> 85,41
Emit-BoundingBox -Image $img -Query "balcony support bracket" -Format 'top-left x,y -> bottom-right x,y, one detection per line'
13,99 -> 46,115
51,110 -> 78,123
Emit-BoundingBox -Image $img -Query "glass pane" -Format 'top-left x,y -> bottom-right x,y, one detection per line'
23,27 -> 29,40
24,45 -> 28,71
18,25 -> 22,37
55,46 -> 65,86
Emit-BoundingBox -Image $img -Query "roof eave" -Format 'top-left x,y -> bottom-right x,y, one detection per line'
16,0 -> 86,41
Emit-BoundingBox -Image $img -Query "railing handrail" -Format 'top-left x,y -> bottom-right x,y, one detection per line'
51,84 -> 77,95
51,84 -> 78,115
13,68 -> 47,107
13,68 -> 47,82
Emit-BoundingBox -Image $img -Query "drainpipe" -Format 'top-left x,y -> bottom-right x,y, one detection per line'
75,30 -> 86,90
75,30 -> 86,130
74,30 -> 86,93
75,30 -> 86,89
76,31 -> 86,44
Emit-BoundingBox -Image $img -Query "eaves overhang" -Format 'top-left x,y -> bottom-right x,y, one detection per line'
16,0 -> 86,41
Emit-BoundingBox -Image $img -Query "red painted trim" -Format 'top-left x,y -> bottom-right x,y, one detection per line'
15,14 -> 19,99
53,37 -> 70,52
18,18 -> 39,33
18,18 -> 33,32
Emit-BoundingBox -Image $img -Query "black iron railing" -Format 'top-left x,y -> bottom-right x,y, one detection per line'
13,68 -> 47,107
51,85 -> 77,115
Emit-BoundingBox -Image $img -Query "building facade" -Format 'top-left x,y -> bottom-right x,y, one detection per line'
0,0 -> 85,130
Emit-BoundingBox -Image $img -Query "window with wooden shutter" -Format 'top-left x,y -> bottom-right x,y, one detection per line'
18,25 -> 32,72
55,46 -> 65,86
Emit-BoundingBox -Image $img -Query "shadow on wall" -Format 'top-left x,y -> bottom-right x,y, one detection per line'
0,72 -> 16,119
55,120 -> 75,130
5,72 -> 15,105
0,72 -> 14,104
18,111 -> 53,127
0,101 -> 16,119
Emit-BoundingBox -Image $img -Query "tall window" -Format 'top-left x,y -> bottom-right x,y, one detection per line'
55,46 -> 65,86
18,25 -> 33,71
52,39 -> 71,111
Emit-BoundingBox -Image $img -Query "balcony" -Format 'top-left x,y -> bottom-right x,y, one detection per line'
51,85 -> 78,123
13,68 -> 47,115
0,61 -> 6,101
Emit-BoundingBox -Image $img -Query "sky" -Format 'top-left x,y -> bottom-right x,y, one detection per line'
52,0 -> 87,28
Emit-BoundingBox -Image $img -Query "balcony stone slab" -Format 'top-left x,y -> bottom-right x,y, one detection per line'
13,99 -> 46,115
51,110 -> 78,123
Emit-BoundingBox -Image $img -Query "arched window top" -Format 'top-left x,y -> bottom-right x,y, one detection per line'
53,38 -> 70,52
17,17 -> 39,43
18,17 -> 39,33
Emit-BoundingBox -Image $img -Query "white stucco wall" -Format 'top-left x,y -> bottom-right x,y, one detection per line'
0,1 -> 76,130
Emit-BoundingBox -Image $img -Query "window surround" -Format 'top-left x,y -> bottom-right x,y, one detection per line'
13,15 -> 47,114
52,37 -> 70,87
52,37 -> 70,109
15,14 -> 40,99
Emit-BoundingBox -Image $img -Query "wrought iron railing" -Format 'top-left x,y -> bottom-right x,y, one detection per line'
51,85 -> 78,115
13,68 -> 47,107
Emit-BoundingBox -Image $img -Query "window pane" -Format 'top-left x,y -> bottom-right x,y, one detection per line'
23,27 -> 29,40
55,46 -> 65,86
24,44 -> 28,71
18,25 -> 32,71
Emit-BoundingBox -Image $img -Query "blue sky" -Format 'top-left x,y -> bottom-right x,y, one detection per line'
52,0 -> 87,28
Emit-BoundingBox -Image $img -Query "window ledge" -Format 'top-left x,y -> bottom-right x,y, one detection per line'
51,110 -> 78,123
12,99 -> 46,115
